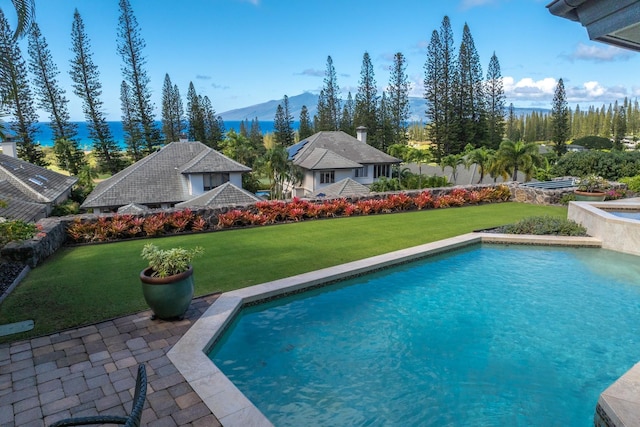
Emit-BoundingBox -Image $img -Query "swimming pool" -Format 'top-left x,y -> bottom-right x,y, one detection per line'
208,244 -> 640,426
607,210 -> 640,220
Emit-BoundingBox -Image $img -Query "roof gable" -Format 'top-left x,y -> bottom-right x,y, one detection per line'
0,180 -> 48,221
297,148 -> 362,170
315,177 -> 371,197
290,131 -> 400,168
175,182 -> 261,208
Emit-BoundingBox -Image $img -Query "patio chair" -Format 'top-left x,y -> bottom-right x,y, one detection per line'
49,363 -> 147,427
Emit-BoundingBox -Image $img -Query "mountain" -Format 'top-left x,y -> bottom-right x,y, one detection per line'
219,92 -> 549,122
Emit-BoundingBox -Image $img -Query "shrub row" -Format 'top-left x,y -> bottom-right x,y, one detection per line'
216,186 -> 511,229
67,209 -> 207,244
65,186 -> 512,244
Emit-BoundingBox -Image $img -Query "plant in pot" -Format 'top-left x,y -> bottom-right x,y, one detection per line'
573,174 -> 609,201
139,243 -> 204,320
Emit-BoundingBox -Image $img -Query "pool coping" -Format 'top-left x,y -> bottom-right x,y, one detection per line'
167,232 -> 603,427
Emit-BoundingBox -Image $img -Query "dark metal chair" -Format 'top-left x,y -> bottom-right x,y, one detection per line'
49,364 -> 147,427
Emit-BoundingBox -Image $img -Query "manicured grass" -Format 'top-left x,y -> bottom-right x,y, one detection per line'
0,203 -> 567,342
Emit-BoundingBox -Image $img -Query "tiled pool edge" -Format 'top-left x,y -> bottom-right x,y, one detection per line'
168,233 -> 605,427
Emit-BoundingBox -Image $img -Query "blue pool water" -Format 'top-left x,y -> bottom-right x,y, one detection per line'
209,245 -> 640,426
608,210 -> 640,220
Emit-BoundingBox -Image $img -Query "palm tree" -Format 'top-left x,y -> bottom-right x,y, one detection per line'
260,145 -> 302,199
3,0 -> 34,40
440,154 -> 464,184
465,147 -> 494,184
495,140 -> 541,181
406,147 -> 432,189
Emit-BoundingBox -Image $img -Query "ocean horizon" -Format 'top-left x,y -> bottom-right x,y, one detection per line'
32,120 -> 298,149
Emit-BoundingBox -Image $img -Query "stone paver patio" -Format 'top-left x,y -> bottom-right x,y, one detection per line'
0,294 -> 222,427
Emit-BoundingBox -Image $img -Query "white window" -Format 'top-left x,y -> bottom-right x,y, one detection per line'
320,171 -> 335,184
373,164 -> 390,178
355,166 -> 368,177
203,173 -> 229,191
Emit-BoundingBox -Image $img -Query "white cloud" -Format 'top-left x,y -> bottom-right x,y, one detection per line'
503,76 -> 557,99
567,43 -> 632,62
503,76 -> 630,106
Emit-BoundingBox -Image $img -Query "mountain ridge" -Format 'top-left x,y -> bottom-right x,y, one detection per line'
218,92 -> 550,122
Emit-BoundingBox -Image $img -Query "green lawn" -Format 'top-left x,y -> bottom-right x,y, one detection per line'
0,203 -> 567,342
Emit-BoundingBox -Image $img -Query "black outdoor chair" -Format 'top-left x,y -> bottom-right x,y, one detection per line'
49,363 -> 147,427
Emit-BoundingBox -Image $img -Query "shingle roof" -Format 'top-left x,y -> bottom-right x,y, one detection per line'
81,141 -> 251,209
289,131 -> 400,167
297,148 -> 363,170
0,153 -> 77,203
0,180 -> 48,222
175,182 -> 261,208
117,203 -> 149,214
314,178 -> 371,198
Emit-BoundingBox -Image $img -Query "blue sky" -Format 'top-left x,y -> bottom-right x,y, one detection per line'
2,0 -> 639,121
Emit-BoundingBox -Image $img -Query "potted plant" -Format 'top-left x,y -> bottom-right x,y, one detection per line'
139,243 -> 204,320
573,174 -> 609,201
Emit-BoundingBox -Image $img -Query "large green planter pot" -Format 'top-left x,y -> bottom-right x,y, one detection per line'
139,266 -> 194,320
574,190 -> 607,202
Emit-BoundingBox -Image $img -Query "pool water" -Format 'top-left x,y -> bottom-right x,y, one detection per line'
608,210 -> 640,220
209,245 -> 640,426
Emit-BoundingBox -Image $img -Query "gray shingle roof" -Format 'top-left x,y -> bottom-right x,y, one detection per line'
315,178 -> 371,197
0,180 -> 48,222
0,153 -> 77,203
117,203 -> 150,214
175,182 -> 261,208
297,148 -> 363,170
81,141 -> 251,209
290,131 -> 401,168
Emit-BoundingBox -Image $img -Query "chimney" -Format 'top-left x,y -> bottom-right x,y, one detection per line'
179,133 -> 188,142
356,126 -> 367,144
1,141 -> 17,158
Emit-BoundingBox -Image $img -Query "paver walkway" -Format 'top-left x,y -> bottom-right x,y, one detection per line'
0,294 -> 222,427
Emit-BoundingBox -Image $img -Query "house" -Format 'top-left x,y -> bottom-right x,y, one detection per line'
81,140 -> 251,213
0,142 -> 78,222
547,1 -> 640,51
287,127 -> 401,197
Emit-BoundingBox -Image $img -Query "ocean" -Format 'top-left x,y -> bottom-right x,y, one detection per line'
32,120 -> 299,149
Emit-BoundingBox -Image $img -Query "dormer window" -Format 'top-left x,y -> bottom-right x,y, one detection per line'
203,173 -> 229,191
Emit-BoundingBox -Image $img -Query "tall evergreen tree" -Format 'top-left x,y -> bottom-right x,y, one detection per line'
120,80 -> 144,160
315,56 -> 341,131
339,92 -> 355,136
424,16 -> 456,160
249,117 -> 264,148
273,95 -> 295,146
452,23 -> 485,152
485,52 -> 505,150
354,51 -> 378,145
69,9 -> 124,174
28,22 -> 84,174
377,92 -> 394,152
505,103 -> 520,142
201,95 -> 223,148
161,74 -> 184,143
0,9 -> 45,165
612,105 -> 626,150
387,52 -> 410,145
550,78 -> 569,156
186,82 -> 205,142
298,105 -> 314,139
117,0 -> 160,155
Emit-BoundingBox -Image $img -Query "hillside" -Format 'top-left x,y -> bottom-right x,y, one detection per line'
218,92 -> 549,122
